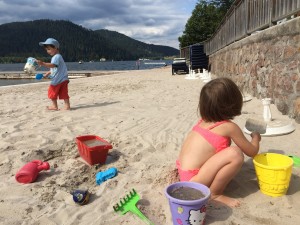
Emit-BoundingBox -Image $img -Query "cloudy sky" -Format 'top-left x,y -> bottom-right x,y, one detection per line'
0,0 -> 198,49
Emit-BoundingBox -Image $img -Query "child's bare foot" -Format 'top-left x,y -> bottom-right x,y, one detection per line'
46,106 -> 58,110
211,194 -> 240,208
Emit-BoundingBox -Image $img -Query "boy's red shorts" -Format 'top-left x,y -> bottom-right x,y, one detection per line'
48,80 -> 70,100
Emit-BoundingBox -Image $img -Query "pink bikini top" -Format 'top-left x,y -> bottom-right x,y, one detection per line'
192,119 -> 230,153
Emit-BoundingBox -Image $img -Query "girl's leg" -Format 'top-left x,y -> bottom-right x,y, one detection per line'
190,146 -> 244,207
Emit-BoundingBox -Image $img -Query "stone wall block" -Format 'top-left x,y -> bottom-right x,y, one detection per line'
293,97 -> 300,123
209,17 -> 300,123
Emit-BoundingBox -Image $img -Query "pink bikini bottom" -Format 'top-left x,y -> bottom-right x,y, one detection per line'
176,160 -> 200,182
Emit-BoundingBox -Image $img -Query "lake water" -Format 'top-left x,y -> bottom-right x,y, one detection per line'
0,60 -> 172,87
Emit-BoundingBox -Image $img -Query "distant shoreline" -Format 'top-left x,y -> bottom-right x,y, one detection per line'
0,70 -> 126,87
0,67 -> 170,87
0,70 -> 128,79
0,60 -> 173,73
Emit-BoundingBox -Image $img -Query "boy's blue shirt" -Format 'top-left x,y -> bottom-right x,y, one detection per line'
49,54 -> 68,85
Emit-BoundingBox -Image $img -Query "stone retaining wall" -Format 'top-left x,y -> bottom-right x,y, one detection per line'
209,17 -> 300,123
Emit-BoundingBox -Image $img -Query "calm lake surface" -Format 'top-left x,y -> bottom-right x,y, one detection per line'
0,60 -> 172,87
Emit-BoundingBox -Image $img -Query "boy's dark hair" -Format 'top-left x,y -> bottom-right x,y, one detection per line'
43,44 -> 56,49
198,77 -> 243,122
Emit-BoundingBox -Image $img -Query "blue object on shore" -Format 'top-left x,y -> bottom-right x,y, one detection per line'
35,73 -> 43,80
71,189 -> 90,205
96,167 -> 118,185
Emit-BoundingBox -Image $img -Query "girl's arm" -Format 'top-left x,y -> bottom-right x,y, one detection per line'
227,122 -> 261,157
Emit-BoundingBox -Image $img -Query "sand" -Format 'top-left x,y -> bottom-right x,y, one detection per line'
0,66 -> 299,225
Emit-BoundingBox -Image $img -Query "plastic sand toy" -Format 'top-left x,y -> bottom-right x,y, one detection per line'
113,189 -> 154,225
72,189 -> 90,205
253,153 -> 293,197
96,167 -> 118,185
15,160 -> 50,184
76,135 -> 113,165
35,73 -> 43,80
24,57 -> 39,74
289,155 -> 300,167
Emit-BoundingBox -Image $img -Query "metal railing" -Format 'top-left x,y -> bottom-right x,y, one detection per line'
204,0 -> 300,55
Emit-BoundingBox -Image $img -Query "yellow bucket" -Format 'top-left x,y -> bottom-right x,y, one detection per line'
253,153 -> 293,197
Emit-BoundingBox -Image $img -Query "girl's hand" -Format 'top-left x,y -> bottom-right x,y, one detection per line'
251,132 -> 261,142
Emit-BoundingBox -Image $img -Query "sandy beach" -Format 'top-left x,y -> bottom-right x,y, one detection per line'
0,66 -> 300,225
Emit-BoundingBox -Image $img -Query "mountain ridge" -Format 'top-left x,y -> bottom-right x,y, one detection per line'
0,19 -> 179,62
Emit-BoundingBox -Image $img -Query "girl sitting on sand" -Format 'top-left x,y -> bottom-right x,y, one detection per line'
176,77 -> 261,207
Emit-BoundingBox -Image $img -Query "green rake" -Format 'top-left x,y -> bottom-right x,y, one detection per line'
113,189 -> 154,225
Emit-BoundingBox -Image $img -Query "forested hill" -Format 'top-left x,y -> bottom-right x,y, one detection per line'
0,19 -> 179,62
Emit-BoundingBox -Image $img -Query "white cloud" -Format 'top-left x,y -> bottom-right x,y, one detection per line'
0,0 -> 196,49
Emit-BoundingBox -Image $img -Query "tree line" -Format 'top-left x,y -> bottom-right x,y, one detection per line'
179,0 -> 234,48
0,20 -> 179,63
0,1 -> 234,63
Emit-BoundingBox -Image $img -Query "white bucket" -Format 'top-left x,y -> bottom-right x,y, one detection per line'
24,57 -> 38,74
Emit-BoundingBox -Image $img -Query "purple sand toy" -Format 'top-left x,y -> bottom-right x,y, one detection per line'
96,167 -> 118,185
165,182 -> 210,225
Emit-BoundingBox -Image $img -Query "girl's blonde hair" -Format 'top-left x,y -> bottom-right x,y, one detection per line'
198,77 -> 243,122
